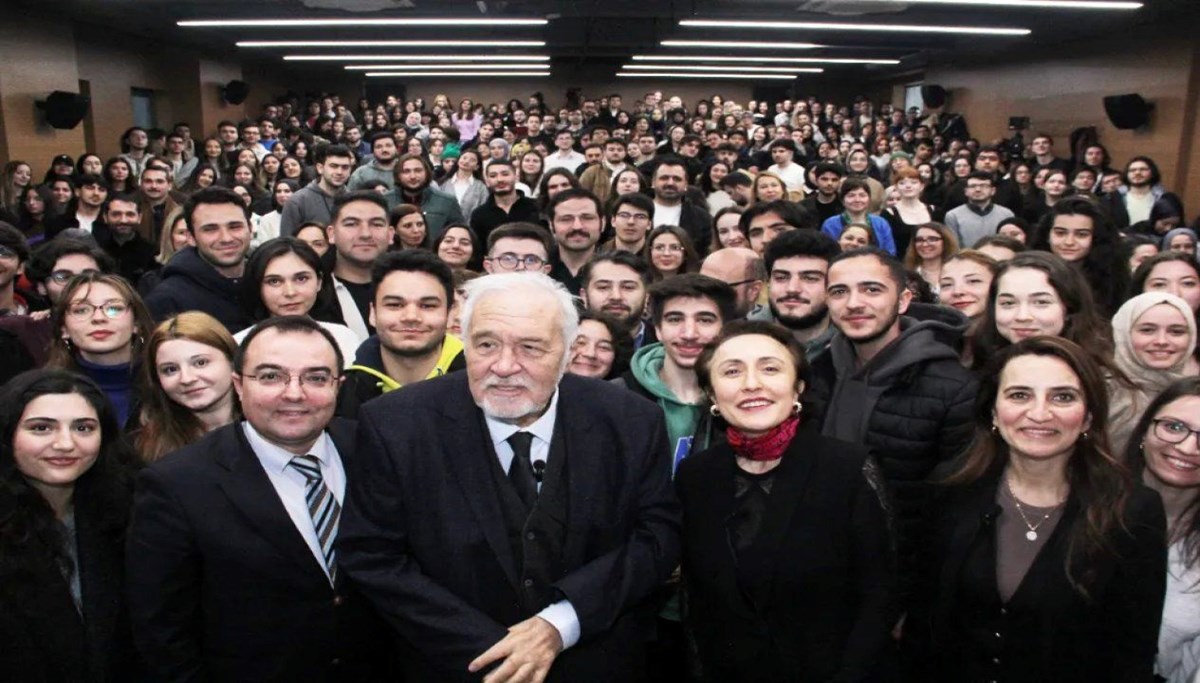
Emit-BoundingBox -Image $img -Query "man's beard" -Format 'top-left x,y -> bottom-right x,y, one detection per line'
842,306 -> 901,347
769,300 -> 827,331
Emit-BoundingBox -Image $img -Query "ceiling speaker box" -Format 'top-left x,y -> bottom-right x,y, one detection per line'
921,84 -> 947,109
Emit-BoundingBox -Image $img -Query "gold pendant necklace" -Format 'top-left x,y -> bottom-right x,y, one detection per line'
1006,478 -> 1060,542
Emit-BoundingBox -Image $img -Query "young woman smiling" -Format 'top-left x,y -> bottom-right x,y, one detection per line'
46,273 -> 155,428
1107,293 -> 1197,454
135,312 -> 239,462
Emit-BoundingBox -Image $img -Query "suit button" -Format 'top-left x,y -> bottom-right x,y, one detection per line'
330,658 -> 341,666
1000,608 -> 1007,616
995,632 -> 1002,639
526,532 -> 536,540
524,579 -> 534,587
993,658 -> 1000,664
333,595 -> 345,607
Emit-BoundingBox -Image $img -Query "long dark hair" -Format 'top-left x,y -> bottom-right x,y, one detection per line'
1126,376 -> 1200,569
0,369 -> 134,608
241,237 -> 341,323
946,336 -> 1135,598
1030,196 -> 1129,316
972,251 -> 1113,370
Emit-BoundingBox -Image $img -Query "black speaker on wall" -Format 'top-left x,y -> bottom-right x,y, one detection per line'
38,91 -> 91,129
1103,94 -> 1153,130
222,80 -> 251,105
921,84 -> 947,109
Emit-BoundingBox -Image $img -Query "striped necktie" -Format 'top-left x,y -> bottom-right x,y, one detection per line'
288,454 -> 341,583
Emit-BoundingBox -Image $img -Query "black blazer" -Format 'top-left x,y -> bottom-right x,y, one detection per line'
676,424 -> 897,683
0,478 -> 137,682
904,471 -> 1167,682
125,418 -> 395,683
338,372 -> 682,682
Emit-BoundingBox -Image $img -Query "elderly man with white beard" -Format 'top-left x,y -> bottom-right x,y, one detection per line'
338,272 -> 681,683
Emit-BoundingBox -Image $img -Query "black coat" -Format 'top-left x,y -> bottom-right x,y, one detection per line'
338,372 -> 682,682
143,246 -> 254,331
0,473 -> 137,682
904,471 -> 1167,682
125,419 -> 395,683
802,315 -> 977,605
677,424 -> 897,682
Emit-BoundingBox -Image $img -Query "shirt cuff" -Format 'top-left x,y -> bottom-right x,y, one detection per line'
537,600 -> 581,650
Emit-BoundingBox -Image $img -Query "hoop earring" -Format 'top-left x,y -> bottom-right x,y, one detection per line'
792,401 -> 802,416
709,405 -> 720,417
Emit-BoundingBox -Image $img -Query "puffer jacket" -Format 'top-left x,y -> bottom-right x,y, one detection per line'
802,303 -> 977,606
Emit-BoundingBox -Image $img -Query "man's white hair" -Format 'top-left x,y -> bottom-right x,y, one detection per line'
460,272 -> 580,369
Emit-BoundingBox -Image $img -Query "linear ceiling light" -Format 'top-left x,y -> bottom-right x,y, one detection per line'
617,72 -> 797,80
899,0 -> 1140,8
679,19 -> 1030,35
285,54 -> 549,61
241,40 -> 544,48
634,55 -> 901,65
662,40 -> 822,49
181,18 -> 547,27
622,64 -> 823,73
366,71 -> 550,77
346,63 -> 548,70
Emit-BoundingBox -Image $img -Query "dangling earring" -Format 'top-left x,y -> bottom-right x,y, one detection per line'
62,337 -> 73,352
792,401 -> 803,416
709,404 -> 720,417
1080,431 -> 1090,441
991,424 -> 998,434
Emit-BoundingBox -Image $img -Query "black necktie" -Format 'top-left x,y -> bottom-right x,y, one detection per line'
507,431 -> 538,512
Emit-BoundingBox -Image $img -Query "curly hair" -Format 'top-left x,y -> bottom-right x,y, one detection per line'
1030,196 -> 1129,317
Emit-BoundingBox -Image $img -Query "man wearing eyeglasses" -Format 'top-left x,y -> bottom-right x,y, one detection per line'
337,250 -> 466,418
128,316 -> 396,681
601,193 -> 654,254
0,237 -> 113,384
944,171 -> 1015,250
468,159 -> 541,247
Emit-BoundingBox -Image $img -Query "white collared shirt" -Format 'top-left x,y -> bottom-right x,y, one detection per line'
480,392 -> 580,650
243,422 -> 345,581
483,390 -> 559,488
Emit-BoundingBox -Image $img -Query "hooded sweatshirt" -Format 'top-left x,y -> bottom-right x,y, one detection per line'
629,342 -> 708,472
279,179 -> 343,237
822,313 -> 964,443
143,246 -> 253,331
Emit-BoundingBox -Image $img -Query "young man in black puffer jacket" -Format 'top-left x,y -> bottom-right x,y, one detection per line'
802,247 -> 977,614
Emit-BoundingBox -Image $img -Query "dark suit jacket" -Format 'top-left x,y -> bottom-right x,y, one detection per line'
338,372 -> 682,682
125,419 -> 394,683
677,425 -> 896,683
904,470 -> 1167,682
0,478 -> 137,682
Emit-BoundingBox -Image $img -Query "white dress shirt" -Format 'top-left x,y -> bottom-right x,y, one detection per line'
482,392 -> 581,650
243,422 -> 345,582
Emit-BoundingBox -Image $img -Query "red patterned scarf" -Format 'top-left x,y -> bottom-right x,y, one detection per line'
726,416 -> 799,462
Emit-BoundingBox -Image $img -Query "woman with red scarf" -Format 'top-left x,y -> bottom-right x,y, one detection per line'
677,320 -> 897,682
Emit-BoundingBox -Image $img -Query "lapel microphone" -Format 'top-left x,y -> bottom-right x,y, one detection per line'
532,460 -> 546,483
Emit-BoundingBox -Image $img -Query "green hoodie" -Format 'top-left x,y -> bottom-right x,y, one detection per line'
630,343 -> 707,473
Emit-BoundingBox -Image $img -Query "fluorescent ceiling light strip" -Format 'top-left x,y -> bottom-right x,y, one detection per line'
900,0 -> 1140,8
366,71 -> 550,77
182,18 -> 547,27
241,40 -> 544,47
635,55 -> 900,65
662,40 -> 822,49
680,19 -> 1030,36
617,72 -> 796,80
285,54 -> 548,61
623,64 -> 823,73
347,64 -> 547,70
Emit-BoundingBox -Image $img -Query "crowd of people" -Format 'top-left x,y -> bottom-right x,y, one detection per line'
0,86 -> 1198,682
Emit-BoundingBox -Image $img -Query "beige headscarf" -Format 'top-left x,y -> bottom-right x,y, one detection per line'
1108,292 -> 1197,452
